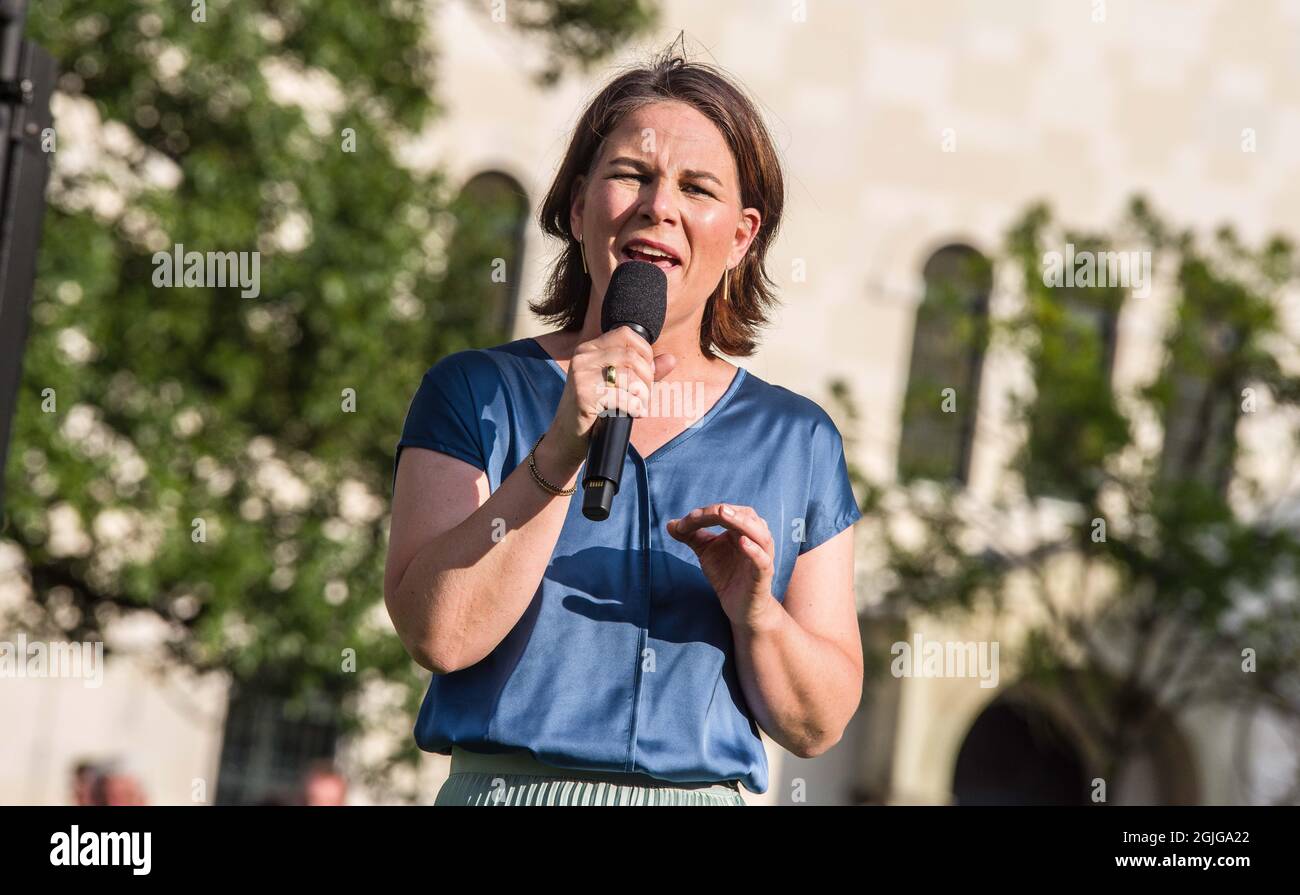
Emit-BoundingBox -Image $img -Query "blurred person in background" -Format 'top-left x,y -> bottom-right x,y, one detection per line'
71,760 -> 102,806
90,758 -> 148,806
300,761 -> 347,806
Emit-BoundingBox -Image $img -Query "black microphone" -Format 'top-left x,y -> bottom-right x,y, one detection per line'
581,260 -> 667,521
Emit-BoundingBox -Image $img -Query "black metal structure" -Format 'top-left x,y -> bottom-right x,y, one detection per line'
0,0 -> 55,512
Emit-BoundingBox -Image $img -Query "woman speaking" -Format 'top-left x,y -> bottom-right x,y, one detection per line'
384,47 -> 863,806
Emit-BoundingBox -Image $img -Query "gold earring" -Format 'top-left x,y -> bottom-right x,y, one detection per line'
722,267 -> 730,304
579,236 -> 588,274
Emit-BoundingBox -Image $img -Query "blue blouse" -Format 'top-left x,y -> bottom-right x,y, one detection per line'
393,337 -> 861,794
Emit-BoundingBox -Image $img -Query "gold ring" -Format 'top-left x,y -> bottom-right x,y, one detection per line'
603,364 -> 617,387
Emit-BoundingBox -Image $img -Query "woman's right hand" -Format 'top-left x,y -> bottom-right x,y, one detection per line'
543,326 -> 678,470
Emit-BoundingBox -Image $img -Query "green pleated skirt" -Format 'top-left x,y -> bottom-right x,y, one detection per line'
434,745 -> 747,806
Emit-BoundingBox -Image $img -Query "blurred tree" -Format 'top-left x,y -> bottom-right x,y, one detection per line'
833,197 -> 1300,804
6,0 -> 656,799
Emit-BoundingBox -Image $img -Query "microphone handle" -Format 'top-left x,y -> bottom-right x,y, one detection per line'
580,321 -> 651,522
581,413 -> 631,521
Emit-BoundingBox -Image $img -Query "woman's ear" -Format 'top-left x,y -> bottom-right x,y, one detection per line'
729,208 -> 761,268
569,175 -> 588,241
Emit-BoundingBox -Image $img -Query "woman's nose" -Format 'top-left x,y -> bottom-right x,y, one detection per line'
637,176 -> 678,225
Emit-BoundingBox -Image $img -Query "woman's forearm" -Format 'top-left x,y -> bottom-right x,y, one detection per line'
730,598 -> 862,760
389,435 -> 584,674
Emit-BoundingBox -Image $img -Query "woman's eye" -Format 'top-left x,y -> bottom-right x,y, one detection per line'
610,173 -> 711,197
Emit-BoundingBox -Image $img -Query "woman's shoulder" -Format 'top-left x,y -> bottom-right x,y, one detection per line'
735,366 -> 846,440
421,337 -> 547,388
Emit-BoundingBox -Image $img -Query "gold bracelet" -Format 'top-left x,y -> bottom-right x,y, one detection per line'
528,433 -> 577,496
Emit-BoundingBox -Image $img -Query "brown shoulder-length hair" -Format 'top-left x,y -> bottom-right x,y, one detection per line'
532,45 -> 785,358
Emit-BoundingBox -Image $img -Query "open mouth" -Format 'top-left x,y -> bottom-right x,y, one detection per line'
620,240 -> 682,271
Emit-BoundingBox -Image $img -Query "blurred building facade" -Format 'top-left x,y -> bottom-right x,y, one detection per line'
4,0 -> 1299,804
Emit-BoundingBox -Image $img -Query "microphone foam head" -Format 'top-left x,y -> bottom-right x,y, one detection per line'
601,260 -> 668,342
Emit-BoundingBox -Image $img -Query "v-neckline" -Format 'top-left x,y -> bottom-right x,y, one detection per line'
525,336 -> 747,463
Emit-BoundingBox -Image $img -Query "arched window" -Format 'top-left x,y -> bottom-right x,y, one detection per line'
1158,317 -> 1240,496
1022,244 -> 1124,499
896,244 -> 992,485
441,171 -> 529,341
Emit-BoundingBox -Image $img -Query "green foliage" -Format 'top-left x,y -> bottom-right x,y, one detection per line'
9,0 -> 656,793
838,197 -> 1300,785
1011,222 -> 1130,501
477,0 -> 659,85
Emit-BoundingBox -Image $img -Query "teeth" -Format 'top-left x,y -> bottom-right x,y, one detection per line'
628,244 -> 674,261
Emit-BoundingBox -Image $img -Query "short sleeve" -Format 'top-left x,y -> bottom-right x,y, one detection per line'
798,419 -> 862,555
392,351 -> 488,491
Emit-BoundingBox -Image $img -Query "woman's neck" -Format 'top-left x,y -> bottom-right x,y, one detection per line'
557,298 -> 732,386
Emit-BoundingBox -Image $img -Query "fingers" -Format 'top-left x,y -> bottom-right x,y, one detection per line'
587,326 -> 655,375
572,328 -> 677,424
667,504 -> 774,555
652,352 -> 678,382
592,384 -> 648,419
602,345 -> 655,388
732,528 -> 773,571
586,370 -> 650,421
675,525 -> 723,556
584,351 -> 653,405
577,328 -> 655,412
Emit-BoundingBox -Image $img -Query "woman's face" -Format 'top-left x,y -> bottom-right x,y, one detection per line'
570,100 -> 761,339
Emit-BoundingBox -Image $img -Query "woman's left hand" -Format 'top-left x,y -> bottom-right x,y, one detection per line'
667,503 -> 776,630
